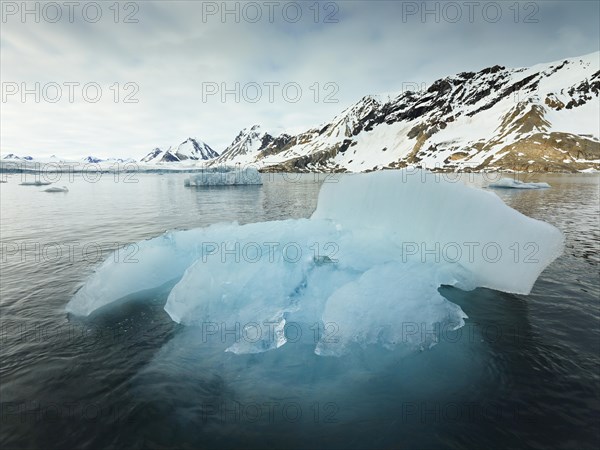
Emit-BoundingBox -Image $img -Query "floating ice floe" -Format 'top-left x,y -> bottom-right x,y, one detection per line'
19,181 -> 52,186
184,166 -> 262,186
488,178 -> 551,189
67,170 -> 564,356
43,186 -> 69,193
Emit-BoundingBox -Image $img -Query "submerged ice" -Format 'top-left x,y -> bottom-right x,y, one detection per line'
67,170 -> 564,356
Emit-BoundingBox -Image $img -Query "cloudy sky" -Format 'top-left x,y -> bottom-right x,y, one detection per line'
1,0 -> 599,159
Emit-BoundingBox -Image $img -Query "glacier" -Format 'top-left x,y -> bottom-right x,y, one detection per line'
66,170 -> 564,356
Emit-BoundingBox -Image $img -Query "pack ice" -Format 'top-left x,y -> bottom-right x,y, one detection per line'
66,170 -> 564,356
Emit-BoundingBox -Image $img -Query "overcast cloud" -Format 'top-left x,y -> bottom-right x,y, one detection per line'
1,0 -> 599,159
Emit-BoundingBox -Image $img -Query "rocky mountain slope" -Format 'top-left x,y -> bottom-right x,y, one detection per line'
211,125 -> 293,166
217,52 -> 600,173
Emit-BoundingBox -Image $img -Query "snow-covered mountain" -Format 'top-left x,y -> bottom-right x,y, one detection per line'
82,156 -> 103,163
224,52 -> 600,172
140,148 -> 163,163
212,125 -> 292,165
108,157 -> 137,164
141,138 -> 219,163
2,154 -> 70,163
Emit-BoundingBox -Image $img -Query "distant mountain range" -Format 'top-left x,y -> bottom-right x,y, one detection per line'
2,155 -> 135,164
3,52 -> 599,172
3,153 -> 33,161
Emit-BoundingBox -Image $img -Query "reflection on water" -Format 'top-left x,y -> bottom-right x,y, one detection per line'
0,172 -> 598,449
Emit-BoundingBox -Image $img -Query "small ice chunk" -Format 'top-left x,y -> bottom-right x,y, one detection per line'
43,186 -> 69,192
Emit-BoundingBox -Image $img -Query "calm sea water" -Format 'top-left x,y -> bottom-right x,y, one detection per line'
0,172 -> 598,449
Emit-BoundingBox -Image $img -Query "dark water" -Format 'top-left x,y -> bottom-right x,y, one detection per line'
0,172 -> 598,449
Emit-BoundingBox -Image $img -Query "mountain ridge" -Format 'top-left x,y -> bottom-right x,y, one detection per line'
243,51 -> 599,172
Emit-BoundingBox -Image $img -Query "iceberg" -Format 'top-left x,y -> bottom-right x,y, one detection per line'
67,170 -> 564,356
183,166 -> 262,186
488,178 -> 551,189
